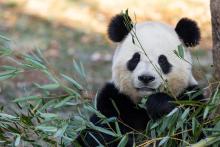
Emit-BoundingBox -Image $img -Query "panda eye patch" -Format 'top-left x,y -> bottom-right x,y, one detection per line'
158,55 -> 172,74
127,52 -> 140,71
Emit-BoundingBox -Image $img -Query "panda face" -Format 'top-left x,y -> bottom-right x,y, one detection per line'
130,52 -> 173,93
112,22 -> 198,103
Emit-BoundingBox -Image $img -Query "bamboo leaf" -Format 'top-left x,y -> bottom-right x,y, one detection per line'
79,61 -> 86,78
61,74 -> 83,90
0,48 -> 12,56
150,122 -> 159,130
166,108 -> 178,117
117,134 -> 128,147
54,96 -> 74,108
14,134 -> 21,146
25,56 -> 46,69
0,113 -> 19,120
115,121 -> 122,136
13,95 -> 40,102
73,60 -> 84,77
84,105 -> 106,119
39,112 -> 58,119
203,106 -> 209,120
192,117 -> 196,135
54,124 -> 68,137
0,34 -> 11,41
159,136 -> 169,146
35,83 -> 60,90
0,74 -> 15,80
89,123 -> 118,137
36,125 -> 57,132
178,44 -> 184,58
181,108 -> 190,120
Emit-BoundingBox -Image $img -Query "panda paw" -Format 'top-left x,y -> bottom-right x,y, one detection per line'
145,92 -> 176,120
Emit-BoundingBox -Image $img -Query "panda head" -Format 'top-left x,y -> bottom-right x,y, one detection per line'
108,14 -> 201,103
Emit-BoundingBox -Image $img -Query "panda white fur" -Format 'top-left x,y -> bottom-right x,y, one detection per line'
76,13 -> 204,146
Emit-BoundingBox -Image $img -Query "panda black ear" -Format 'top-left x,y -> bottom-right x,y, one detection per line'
108,14 -> 133,42
175,18 -> 201,47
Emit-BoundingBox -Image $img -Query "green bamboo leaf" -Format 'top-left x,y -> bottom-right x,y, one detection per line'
79,61 -> 86,78
105,117 -> 117,123
166,108 -> 178,117
150,122 -> 159,130
37,99 -> 57,112
159,136 -> 169,146
0,69 -> 19,80
115,121 -> 122,136
0,74 -> 15,80
35,83 -> 60,90
203,106 -> 209,119
89,123 -> 118,137
192,117 -> 196,135
0,34 -> 11,41
61,74 -> 83,90
0,48 -> 12,56
181,108 -> 190,120
0,113 -> 19,120
14,134 -> 21,146
39,112 -> 58,119
25,56 -> 46,69
205,137 -> 220,146
174,100 -> 203,106
117,134 -> 128,147
54,96 -> 74,108
178,44 -> 184,58
173,50 -> 179,57
204,128 -> 220,132
87,132 -> 104,146
0,66 -> 17,70
211,85 -> 220,104
36,125 -> 57,132
43,70 -> 58,83
13,95 -> 40,102
84,105 -> 106,119
73,60 -> 83,76
54,124 -> 68,137
190,90 -> 203,100
190,137 -> 215,147
36,48 -> 44,60
61,84 -> 81,97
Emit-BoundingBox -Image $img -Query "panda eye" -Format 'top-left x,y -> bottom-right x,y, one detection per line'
127,52 -> 140,71
158,54 -> 172,74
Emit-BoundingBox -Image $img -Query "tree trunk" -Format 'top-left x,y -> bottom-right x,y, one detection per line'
211,0 -> 220,82
210,0 -> 220,114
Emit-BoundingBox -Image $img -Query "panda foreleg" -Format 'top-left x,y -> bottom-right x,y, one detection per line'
75,83 -> 137,146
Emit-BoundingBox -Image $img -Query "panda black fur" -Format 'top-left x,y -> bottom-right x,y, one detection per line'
76,14 -> 204,146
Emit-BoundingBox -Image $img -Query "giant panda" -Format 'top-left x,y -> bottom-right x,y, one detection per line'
75,13 -> 205,146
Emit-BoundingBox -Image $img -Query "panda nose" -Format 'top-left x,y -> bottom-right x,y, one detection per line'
138,75 -> 155,84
